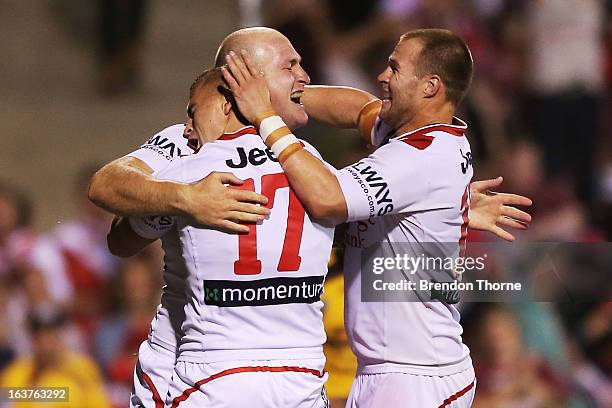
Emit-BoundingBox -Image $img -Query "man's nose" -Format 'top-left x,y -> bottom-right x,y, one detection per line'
377,67 -> 390,83
296,65 -> 311,85
183,119 -> 193,138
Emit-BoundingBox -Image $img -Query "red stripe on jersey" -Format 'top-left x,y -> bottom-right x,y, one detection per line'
401,133 -> 435,150
437,380 -> 475,408
459,186 -> 470,257
218,126 -> 258,140
171,365 -> 326,407
141,371 -> 165,408
397,117 -> 467,145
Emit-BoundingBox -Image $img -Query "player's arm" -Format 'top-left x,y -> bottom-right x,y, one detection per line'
89,156 -> 269,234
89,156 -> 187,216
107,216 -> 155,257
222,51 -> 532,237
107,213 -> 176,257
302,85 -> 380,142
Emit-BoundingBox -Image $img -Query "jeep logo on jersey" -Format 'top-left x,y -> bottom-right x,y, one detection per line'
203,276 -> 324,307
460,149 -> 472,174
141,134 -> 183,160
226,146 -> 279,169
349,162 -> 394,216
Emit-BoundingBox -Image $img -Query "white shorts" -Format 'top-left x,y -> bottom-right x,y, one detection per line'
346,367 -> 476,408
166,358 -> 330,408
130,340 -> 176,408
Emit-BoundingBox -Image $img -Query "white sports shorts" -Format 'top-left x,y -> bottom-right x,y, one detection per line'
166,357 -> 330,408
130,340 -> 176,408
346,366 -> 476,408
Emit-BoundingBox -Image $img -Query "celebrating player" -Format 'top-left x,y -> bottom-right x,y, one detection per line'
112,30 -> 336,407
107,69 -> 272,408
222,28 -> 527,407
94,27 -> 530,408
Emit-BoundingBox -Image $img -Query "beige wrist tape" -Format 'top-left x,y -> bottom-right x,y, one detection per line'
257,115 -> 303,161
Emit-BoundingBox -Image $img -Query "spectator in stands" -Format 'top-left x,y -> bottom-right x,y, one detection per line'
95,252 -> 160,399
50,164 -> 118,341
0,307 -> 111,408
525,0 -> 605,212
470,305 -> 568,407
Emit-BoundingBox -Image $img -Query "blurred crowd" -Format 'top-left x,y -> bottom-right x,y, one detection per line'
1,0 -> 612,407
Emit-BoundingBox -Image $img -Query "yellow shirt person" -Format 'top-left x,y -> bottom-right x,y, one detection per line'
322,265 -> 357,404
0,308 -> 110,408
1,352 -> 111,408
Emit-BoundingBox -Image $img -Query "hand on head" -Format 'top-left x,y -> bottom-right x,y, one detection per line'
222,50 -> 275,126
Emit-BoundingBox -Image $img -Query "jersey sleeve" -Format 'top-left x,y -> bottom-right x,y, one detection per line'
335,140 -> 453,222
129,216 -> 176,239
126,124 -> 189,173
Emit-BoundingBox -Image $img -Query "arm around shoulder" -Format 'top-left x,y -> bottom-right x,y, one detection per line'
88,156 -> 188,217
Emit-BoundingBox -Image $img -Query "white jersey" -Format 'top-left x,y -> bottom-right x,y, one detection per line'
153,126 -> 335,363
335,117 -> 473,376
127,123 -> 194,352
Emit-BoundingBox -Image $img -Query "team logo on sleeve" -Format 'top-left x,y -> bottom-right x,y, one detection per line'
347,162 -> 394,217
140,134 -> 183,161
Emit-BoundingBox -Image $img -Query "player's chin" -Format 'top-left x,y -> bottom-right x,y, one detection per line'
290,108 -> 309,130
379,99 -> 392,117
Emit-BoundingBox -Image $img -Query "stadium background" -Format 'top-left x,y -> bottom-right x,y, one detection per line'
0,0 -> 610,406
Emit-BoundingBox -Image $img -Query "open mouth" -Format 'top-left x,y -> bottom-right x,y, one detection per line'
290,91 -> 303,105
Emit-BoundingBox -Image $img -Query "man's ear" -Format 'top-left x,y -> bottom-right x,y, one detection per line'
223,100 -> 232,115
218,85 -> 233,115
423,75 -> 442,98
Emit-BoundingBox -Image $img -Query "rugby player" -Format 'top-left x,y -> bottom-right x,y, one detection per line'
223,28 -> 531,407
99,27 -> 530,408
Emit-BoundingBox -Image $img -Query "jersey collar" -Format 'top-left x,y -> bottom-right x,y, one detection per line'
218,126 -> 258,141
381,117 -> 467,146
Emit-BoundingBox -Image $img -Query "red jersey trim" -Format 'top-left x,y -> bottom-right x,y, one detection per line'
396,117 -> 466,150
437,380 -> 475,408
218,126 -> 258,140
170,365 -> 326,407
398,117 -> 467,139
141,371 -> 164,408
401,134 -> 435,150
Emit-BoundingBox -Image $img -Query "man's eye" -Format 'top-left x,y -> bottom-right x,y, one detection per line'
285,67 -> 293,71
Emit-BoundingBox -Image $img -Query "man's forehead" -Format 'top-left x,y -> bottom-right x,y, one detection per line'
264,36 -> 300,64
396,38 -> 423,56
391,39 -> 422,65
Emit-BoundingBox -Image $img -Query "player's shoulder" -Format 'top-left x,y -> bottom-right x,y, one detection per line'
155,148 -> 218,182
154,133 -> 251,182
139,123 -> 191,155
394,118 -> 468,152
146,123 -> 187,143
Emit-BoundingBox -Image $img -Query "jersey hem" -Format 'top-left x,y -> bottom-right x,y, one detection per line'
177,346 -> 325,363
357,355 -> 472,376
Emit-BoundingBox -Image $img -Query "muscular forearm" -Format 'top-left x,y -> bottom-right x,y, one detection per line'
88,156 -> 189,217
303,85 -> 378,136
281,150 -> 347,226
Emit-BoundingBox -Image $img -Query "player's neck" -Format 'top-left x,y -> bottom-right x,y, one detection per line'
223,112 -> 252,134
396,102 -> 455,135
